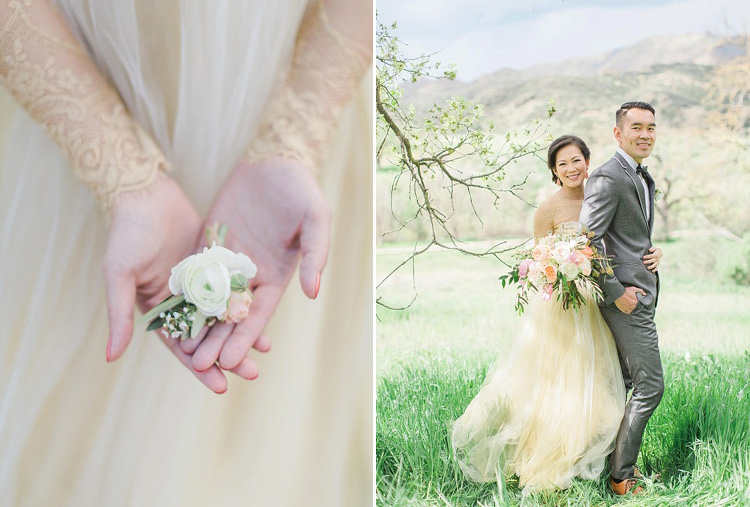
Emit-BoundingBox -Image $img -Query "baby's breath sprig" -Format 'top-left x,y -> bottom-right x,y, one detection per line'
159,304 -> 198,340
151,303 -> 218,340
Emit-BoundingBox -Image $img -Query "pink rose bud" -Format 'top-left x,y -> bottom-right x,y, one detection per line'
518,259 -> 531,278
224,291 -> 253,323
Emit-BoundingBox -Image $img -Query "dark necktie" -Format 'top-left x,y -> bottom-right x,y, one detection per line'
635,163 -> 652,225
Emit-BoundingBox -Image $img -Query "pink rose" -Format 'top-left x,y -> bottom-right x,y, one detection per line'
221,291 -> 253,323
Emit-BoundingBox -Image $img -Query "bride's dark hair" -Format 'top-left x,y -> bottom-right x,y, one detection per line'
547,135 -> 591,186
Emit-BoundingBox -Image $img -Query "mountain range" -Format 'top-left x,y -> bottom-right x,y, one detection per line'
402,32 -> 745,136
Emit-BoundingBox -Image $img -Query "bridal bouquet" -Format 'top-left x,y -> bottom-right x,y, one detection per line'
499,230 -> 613,315
137,225 -> 257,339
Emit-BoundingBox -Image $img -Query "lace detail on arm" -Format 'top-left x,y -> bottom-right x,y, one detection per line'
0,0 -> 168,215
243,0 -> 371,172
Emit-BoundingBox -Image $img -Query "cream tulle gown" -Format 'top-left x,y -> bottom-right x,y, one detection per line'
452,194 -> 626,492
0,1 -> 371,506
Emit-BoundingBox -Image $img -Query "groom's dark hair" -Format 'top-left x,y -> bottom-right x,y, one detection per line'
547,135 -> 590,186
616,101 -> 655,127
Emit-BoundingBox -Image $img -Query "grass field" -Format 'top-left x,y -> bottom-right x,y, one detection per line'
376,238 -> 750,506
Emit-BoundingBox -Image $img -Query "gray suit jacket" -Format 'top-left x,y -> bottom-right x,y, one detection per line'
580,152 -> 659,307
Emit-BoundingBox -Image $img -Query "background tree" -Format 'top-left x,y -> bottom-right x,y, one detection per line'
705,27 -> 750,132
376,20 -> 554,309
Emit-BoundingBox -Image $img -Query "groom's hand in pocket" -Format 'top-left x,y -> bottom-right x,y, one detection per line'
189,156 -> 330,372
614,286 -> 647,314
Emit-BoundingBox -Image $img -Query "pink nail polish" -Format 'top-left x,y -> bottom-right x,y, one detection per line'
106,337 -> 112,362
313,273 -> 321,299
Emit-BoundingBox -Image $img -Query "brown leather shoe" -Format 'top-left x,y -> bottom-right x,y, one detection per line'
609,477 -> 645,496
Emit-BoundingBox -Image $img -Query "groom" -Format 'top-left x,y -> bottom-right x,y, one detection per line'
579,101 -> 662,496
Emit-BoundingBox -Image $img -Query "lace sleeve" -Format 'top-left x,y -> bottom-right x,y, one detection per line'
0,0 -> 168,215
243,0 -> 372,172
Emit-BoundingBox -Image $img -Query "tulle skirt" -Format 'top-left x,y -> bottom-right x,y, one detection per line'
452,292 -> 626,492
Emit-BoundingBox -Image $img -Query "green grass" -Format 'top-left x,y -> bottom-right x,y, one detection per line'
377,354 -> 750,506
377,238 -> 750,506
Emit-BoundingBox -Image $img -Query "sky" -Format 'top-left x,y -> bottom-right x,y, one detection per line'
377,0 -> 750,81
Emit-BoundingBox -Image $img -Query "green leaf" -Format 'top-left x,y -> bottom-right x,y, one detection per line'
190,312 -> 207,339
146,317 -> 165,332
217,224 -> 229,246
136,294 -> 186,326
230,273 -> 248,292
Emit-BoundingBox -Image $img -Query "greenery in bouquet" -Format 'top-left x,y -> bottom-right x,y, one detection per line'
499,230 -> 614,315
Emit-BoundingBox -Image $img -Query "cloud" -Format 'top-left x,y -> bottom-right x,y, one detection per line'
378,0 -> 750,80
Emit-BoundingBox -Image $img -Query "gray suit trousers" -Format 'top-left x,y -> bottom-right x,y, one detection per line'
599,300 -> 664,480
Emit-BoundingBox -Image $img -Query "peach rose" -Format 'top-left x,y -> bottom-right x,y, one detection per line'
543,264 -> 557,283
580,245 -> 594,258
532,244 -> 548,262
528,262 -> 543,286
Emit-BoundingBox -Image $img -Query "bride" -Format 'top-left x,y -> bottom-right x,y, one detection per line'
452,135 -> 661,492
0,0 -> 371,505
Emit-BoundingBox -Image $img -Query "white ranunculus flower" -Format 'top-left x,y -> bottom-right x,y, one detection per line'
552,244 -> 570,264
204,245 -> 258,279
168,256 -> 193,296
168,244 -> 257,317
560,261 -> 580,280
183,261 -> 231,317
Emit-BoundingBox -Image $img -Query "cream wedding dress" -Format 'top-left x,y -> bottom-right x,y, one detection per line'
0,1 -> 372,505
452,194 -> 626,492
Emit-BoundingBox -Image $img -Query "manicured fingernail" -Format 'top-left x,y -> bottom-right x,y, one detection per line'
314,273 -> 321,299
216,387 -> 227,394
106,337 -> 112,362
